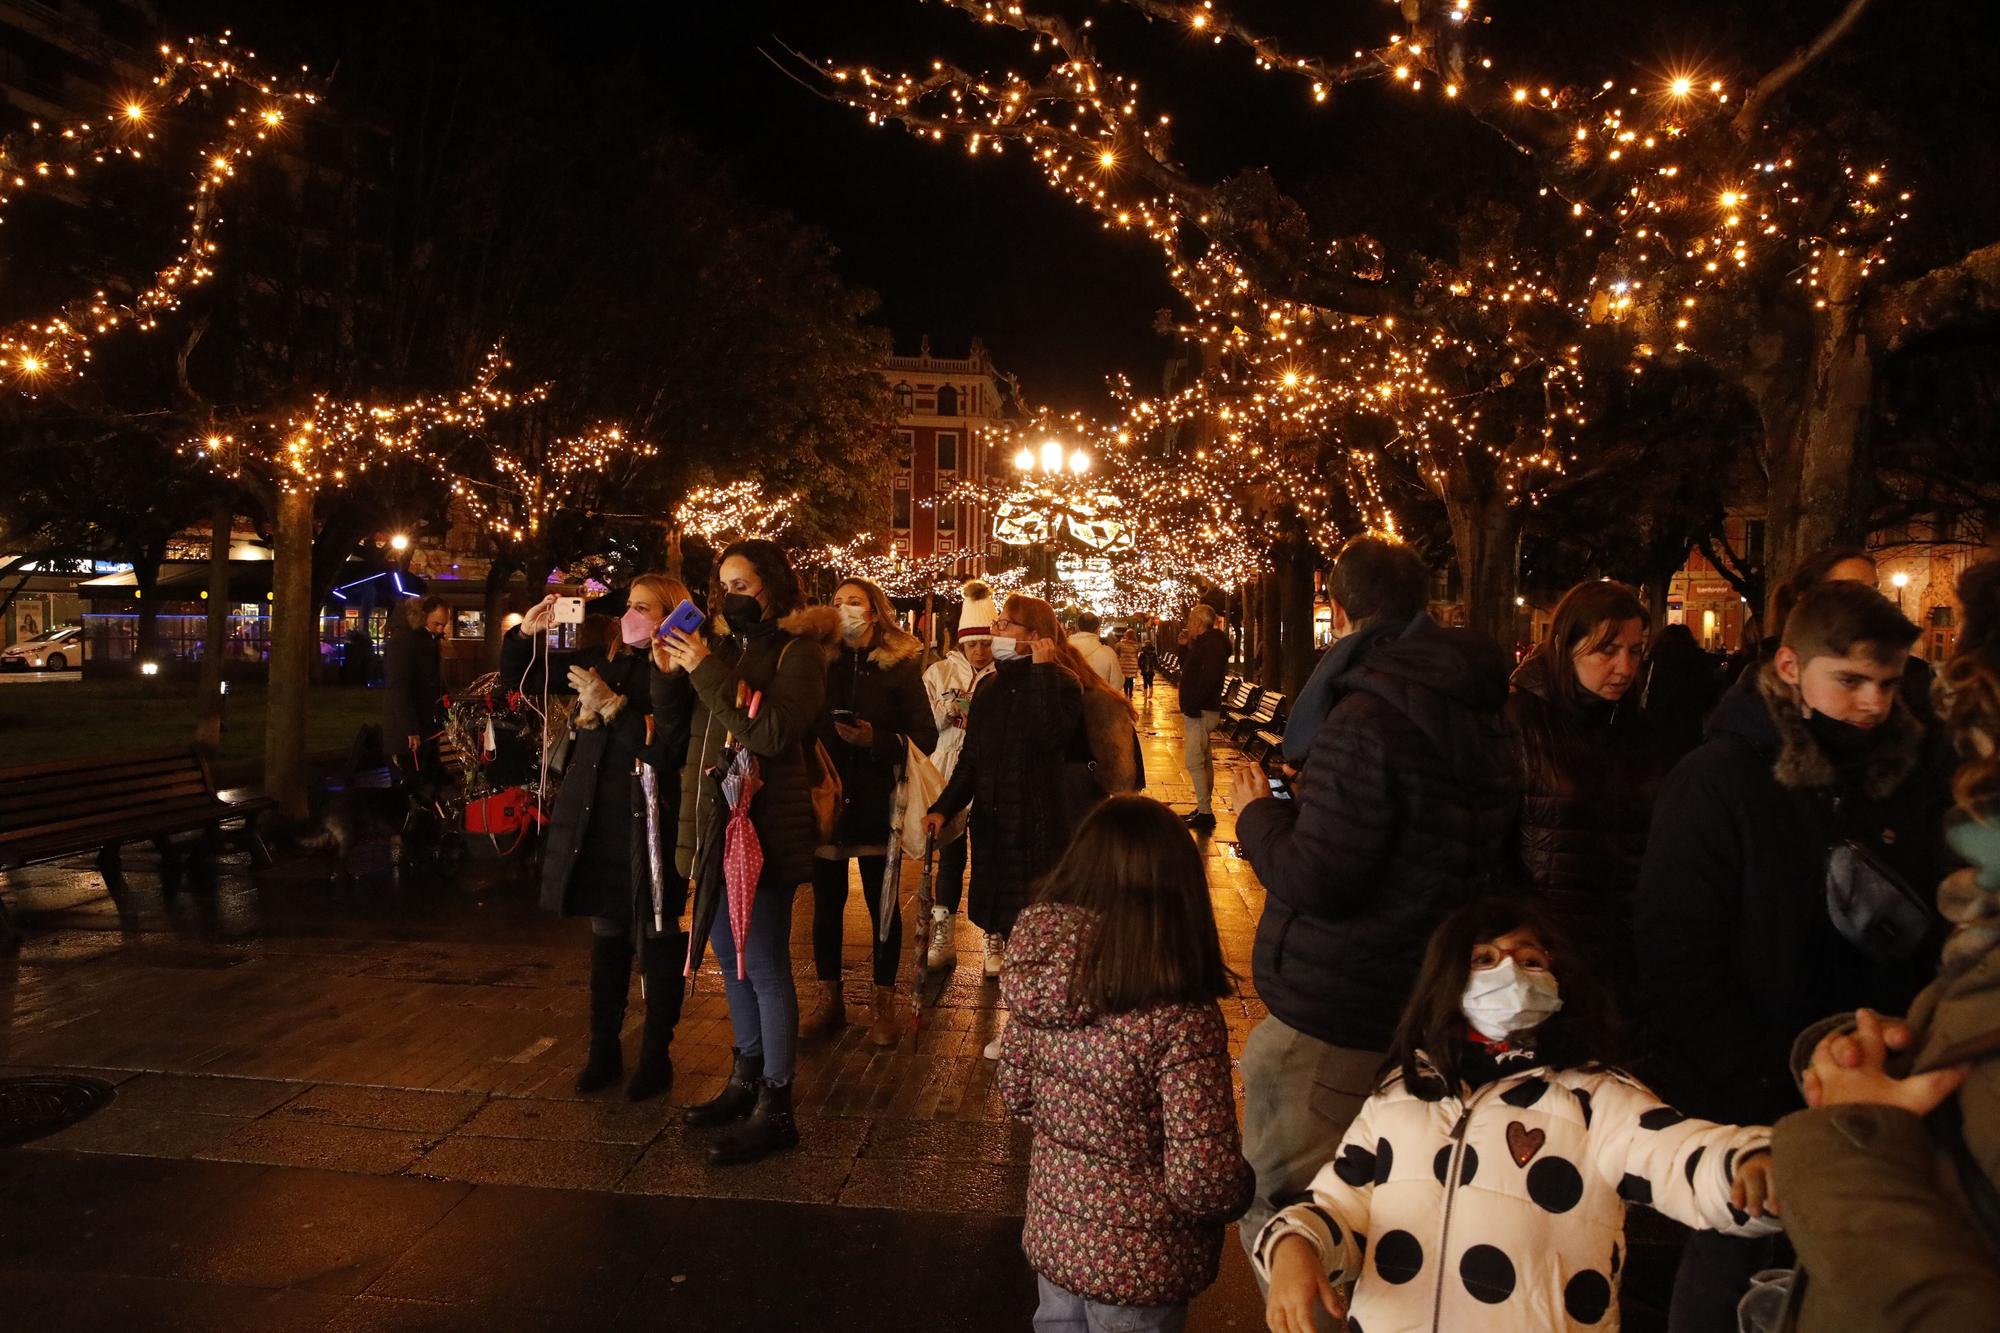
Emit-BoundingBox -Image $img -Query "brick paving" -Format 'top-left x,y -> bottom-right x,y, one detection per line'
0,680 -> 1679,1328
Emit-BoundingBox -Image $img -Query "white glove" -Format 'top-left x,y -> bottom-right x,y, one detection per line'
519,594 -> 559,636
568,665 -> 623,724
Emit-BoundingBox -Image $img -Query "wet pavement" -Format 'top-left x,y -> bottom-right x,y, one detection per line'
0,682 -> 1681,1329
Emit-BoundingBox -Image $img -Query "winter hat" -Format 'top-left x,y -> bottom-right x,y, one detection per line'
958,579 -> 996,641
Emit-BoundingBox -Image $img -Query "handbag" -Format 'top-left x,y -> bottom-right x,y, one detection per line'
1825,837 -> 1936,963
803,738 -> 846,844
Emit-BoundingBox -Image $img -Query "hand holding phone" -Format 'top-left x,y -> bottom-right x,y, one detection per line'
659,598 -> 706,641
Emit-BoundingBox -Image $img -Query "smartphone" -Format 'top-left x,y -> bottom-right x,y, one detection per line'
831,708 -> 859,726
659,598 -> 706,640
1267,775 -> 1294,801
552,596 -> 586,626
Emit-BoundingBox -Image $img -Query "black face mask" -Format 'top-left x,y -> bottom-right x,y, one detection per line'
722,593 -> 766,629
1806,709 -> 1885,763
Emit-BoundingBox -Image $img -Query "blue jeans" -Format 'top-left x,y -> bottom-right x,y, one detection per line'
709,877 -> 800,1084
1033,1277 -> 1186,1333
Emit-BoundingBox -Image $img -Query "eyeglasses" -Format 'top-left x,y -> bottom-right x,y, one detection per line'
991,616 -> 1018,631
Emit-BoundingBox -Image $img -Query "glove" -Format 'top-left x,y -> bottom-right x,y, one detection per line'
568,665 -> 624,726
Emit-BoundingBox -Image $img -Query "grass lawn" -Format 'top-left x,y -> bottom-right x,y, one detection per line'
0,680 -> 383,783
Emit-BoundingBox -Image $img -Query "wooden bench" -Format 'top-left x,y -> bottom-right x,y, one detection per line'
0,748 -> 275,948
1232,690 -> 1287,747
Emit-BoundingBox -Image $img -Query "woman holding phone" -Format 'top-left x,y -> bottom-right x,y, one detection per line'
655,539 -> 825,1166
801,577 -> 938,1047
509,574 -> 694,1102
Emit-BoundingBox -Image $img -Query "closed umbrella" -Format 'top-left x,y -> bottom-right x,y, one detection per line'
720,747 -> 764,979
683,762 -> 733,979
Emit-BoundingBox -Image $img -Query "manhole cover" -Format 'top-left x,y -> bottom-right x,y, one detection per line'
0,1074 -> 117,1147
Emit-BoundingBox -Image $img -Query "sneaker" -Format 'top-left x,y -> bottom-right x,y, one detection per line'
925,905 -> 957,973
1183,811 -> 1217,832
983,1032 -> 1004,1060
982,931 -> 1005,979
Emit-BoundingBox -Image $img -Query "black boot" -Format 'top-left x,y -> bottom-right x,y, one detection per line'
627,932 -> 687,1102
709,1078 -> 799,1167
575,932 -> 633,1094
684,1048 -> 762,1127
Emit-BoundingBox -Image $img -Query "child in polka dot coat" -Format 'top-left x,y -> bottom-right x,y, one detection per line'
1256,898 -> 1782,1333
998,796 -> 1254,1331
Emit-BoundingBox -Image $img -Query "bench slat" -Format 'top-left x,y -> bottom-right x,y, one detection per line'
0,748 -> 207,784
0,796 -> 239,849
0,774 -> 214,822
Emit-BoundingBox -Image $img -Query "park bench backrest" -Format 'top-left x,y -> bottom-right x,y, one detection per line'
0,749 -> 223,856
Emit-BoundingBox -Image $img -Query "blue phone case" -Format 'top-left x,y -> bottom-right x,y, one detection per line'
661,599 -> 706,639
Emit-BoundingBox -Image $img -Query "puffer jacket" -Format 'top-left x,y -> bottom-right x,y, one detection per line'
1774,809 -> 2000,1331
1238,619 -> 1517,1052
665,609 -> 826,892
499,631 -> 692,925
1503,648 -> 1660,965
1634,662 -> 1952,1126
931,657 -> 1087,935
802,608 -> 938,848
999,903 -> 1254,1308
1253,1057 -> 1778,1333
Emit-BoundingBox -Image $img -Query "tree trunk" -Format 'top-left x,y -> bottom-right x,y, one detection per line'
1258,565 -> 1283,687
1642,566 -> 1674,628
482,555 -> 518,668
133,536 -> 167,667
194,498 -> 233,757
1443,463 -> 1523,646
264,485 -> 315,822
1757,254 -> 1876,608
1279,543 -> 1316,697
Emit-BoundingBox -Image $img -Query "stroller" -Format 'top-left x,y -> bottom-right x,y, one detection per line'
399,672 -> 568,877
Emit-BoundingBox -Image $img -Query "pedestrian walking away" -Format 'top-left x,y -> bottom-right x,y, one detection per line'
1001,796 -> 1253,1332
506,576 -> 694,1102
803,577 -> 938,1047
921,580 -> 998,976
656,539 -> 825,1166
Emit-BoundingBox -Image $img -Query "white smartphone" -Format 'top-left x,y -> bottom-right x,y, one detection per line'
552,596 -> 586,626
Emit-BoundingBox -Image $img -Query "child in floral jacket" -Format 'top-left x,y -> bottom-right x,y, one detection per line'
999,796 -> 1254,1330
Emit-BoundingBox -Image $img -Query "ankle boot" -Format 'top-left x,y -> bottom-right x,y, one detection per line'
575,932 -> 633,1094
627,932 -> 686,1101
798,978 -> 845,1039
709,1078 -> 799,1166
865,984 -> 902,1047
684,1048 -> 762,1128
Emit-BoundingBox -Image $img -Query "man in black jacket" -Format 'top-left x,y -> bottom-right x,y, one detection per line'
1635,580 -> 1952,1332
1227,538 -> 1515,1282
1177,602 -> 1231,831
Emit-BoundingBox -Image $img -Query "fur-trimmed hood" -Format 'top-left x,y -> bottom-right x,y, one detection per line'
1711,659 -> 1926,799
778,604 -> 925,668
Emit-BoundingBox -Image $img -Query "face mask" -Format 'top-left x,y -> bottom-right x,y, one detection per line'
1460,957 -> 1563,1042
837,604 -> 871,643
989,634 -> 1020,661
1806,709 -> 1884,762
722,593 -> 765,628
619,608 -> 657,647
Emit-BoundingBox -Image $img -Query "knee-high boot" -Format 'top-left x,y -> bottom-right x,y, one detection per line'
627,931 -> 687,1101
577,932 -> 634,1094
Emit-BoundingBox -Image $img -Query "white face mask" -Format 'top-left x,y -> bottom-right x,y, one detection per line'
837,604 -> 870,643
1460,957 -> 1563,1042
990,634 -> 1021,661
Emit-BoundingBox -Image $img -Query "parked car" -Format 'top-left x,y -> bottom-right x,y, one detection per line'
1,625 -> 87,671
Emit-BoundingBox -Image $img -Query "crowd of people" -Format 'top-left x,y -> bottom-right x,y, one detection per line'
377,532 -> 2000,1332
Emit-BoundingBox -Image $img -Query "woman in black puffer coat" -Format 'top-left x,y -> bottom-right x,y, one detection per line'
504,576 -> 694,1104
801,578 -> 938,1048
1503,580 -> 1660,977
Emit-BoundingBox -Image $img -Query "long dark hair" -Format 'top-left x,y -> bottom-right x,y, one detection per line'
1386,897 -> 1624,1097
712,538 -> 805,624
1034,795 -> 1234,1013
1773,545 -> 1874,638
1541,580 -> 1648,712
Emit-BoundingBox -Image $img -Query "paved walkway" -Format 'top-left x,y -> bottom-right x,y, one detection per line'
0,682 -> 1679,1329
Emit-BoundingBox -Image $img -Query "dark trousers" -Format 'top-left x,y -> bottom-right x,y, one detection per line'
935,834 -> 968,914
1668,1230 -> 1787,1333
810,854 -> 899,987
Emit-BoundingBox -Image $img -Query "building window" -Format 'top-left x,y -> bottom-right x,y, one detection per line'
894,383 -> 913,414
896,430 -> 913,468
893,492 -> 911,530
936,432 -> 957,472
937,505 -> 957,532
936,384 -> 959,416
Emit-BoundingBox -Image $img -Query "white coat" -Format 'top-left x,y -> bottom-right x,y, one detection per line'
923,650 -> 994,782
1068,631 -> 1123,690
1251,1056 -> 1778,1332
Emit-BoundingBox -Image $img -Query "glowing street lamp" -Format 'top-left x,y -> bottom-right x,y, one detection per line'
1891,569 -> 1910,612
389,532 -> 410,553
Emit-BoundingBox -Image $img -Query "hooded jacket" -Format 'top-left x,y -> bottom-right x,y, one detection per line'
1503,647 -> 1660,959
664,606 -> 826,893
1068,631 -> 1123,689
1278,613 -> 1417,765
798,606 -> 938,850
1252,1057 -> 1778,1333
930,657 -> 1087,934
1238,619 -> 1517,1052
999,903 -> 1254,1308
1633,662 -> 1951,1125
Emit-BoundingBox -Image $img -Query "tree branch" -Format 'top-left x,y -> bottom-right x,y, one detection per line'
1732,0 -> 1876,135
1867,238 -> 2000,356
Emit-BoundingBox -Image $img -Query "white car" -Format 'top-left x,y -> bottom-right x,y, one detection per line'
1,624 -> 87,671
